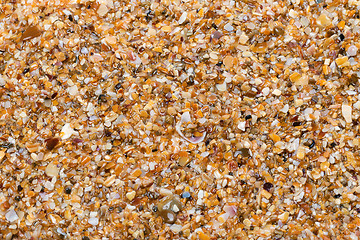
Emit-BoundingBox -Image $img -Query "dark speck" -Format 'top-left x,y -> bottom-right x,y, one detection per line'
245,115 -> 252,120
64,186 -> 72,194
82,237 -> 90,240
263,182 -> 273,192
304,139 -> 315,149
115,83 -> 122,91
334,194 -> 341,198
17,185 -> 23,191
330,142 -> 337,148
23,68 -> 30,74
98,94 -> 107,103
339,33 -> 345,41
293,121 -> 302,127
216,61 -> 222,66
152,206 -> 158,212
339,47 -> 346,55
15,196 -> 21,201
309,139 -> 315,149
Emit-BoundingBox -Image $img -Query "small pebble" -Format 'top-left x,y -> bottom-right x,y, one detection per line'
224,23 -> 234,31
97,4 -> 108,17
181,192 -> 191,199
64,186 -> 72,194
45,138 -> 59,150
347,45 -> 358,57
263,182 -> 274,192
60,123 -> 75,140
126,190 -> 136,201
342,104 -> 352,123
5,209 -> 19,222
45,163 -> 59,177
88,217 -> 99,226
339,33 -> 345,41
178,12 -> 187,24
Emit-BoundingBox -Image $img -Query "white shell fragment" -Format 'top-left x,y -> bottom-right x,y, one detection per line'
60,123 -> 76,140
342,104 -> 352,123
176,112 -> 206,144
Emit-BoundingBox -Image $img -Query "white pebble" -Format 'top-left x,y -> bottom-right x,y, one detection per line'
347,45 -> 358,57
88,217 -> 99,226
0,76 -> 5,86
342,104 -> 352,123
170,224 -> 182,233
224,23 -> 234,32
262,87 -> 270,96
354,101 -> 360,110
81,47 -> 89,54
237,121 -> 246,131
272,89 -> 282,96
280,104 -> 289,113
5,209 -> 18,222
61,123 -> 75,140
178,12 -> 187,24
289,9 -> 298,18
97,4 -> 108,17
216,82 -> 227,91
46,162 -> 59,177
68,85 -> 78,96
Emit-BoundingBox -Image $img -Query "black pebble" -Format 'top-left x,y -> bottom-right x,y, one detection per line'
23,68 -> 30,74
339,33 -> 345,41
64,186 -> 72,194
245,115 -> 252,120
263,182 -> 274,192
152,206 -> 158,212
334,194 -> 341,198
292,121 -> 302,126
